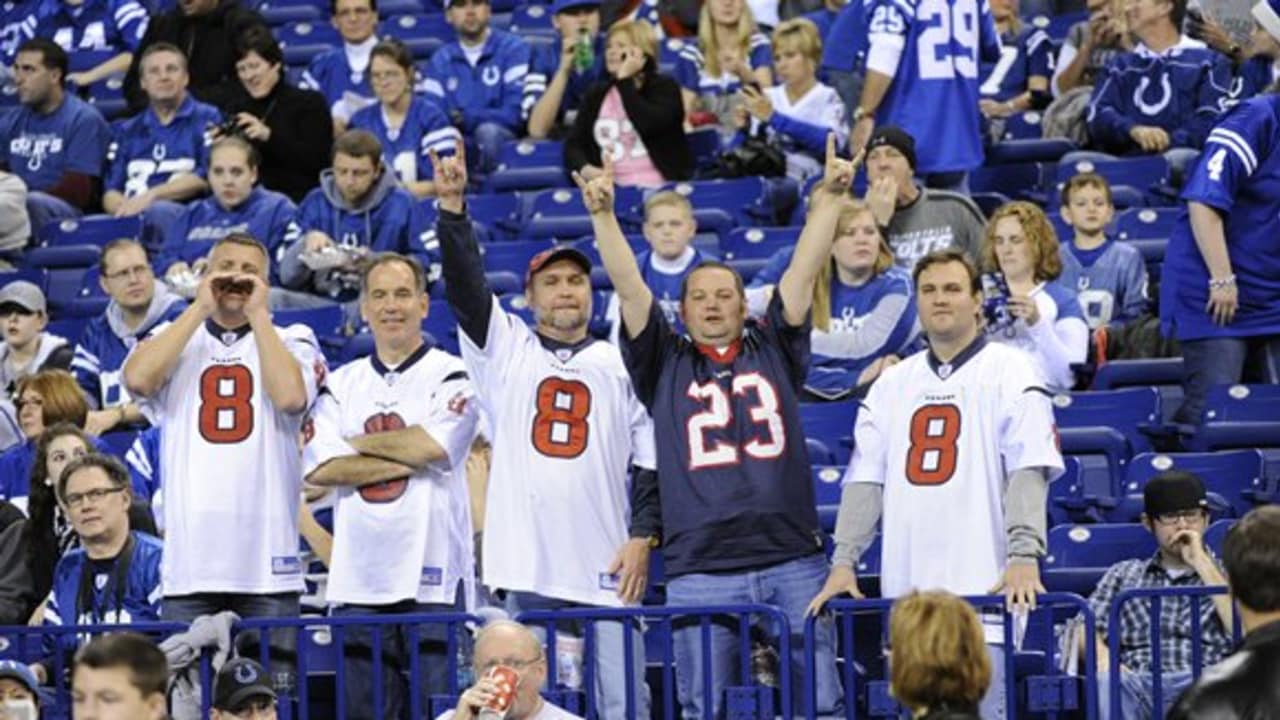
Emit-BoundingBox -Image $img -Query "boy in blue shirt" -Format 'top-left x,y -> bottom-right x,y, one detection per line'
299,0 -> 380,133
102,44 -> 219,238
1057,172 -> 1149,329
523,0 -> 603,139
422,0 -> 530,177
0,39 -> 110,232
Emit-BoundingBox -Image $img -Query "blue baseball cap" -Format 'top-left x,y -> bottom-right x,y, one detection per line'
552,0 -> 600,13
0,660 -> 44,702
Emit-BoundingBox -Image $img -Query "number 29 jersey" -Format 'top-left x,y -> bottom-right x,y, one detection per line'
844,338 -> 1063,598
135,321 -> 324,596
461,297 -> 656,607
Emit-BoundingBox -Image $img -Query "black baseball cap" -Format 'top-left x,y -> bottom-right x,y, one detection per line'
213,658 -> 276,712
1144,470 -> 1209,517
866,125 -> 917,170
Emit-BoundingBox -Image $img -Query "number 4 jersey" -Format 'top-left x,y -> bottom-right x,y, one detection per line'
845,337 -> 1063,598
135,320 -> 325,596
623,294 -> 824,579
461,296 -> 656,607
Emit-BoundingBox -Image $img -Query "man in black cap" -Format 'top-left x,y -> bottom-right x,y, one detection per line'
1068,470 -> 1234,720
211,657 -> 277,720
862,125 -> 986,271
1168,505 -> 1280,719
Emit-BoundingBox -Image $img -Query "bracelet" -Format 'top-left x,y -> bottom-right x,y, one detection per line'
1208,275 -> 1236,290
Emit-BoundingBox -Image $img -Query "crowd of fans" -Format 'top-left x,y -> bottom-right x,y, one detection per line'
0,0 -> 1279,715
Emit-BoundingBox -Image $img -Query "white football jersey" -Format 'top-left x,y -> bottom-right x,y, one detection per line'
304,344 -> 479,606
461,297 -> 656,607
845,339 -> 1064,599
135,321 -> 324,595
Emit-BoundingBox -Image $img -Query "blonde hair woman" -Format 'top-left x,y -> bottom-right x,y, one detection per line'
673,0 -> 774,136
890,590 -> 992,719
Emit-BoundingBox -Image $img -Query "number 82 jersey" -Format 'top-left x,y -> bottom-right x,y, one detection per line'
844,338 -> 1063,599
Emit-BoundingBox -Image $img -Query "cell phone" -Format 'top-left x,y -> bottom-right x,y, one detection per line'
1186,7 -> 1204,22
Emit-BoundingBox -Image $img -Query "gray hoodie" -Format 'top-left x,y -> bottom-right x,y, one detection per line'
105,285 -> 185,342
279,166 -> 404,299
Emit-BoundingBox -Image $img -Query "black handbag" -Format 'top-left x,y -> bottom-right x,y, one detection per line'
715,132 -> 786,178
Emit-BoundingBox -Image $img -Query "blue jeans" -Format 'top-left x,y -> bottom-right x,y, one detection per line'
138,199 -> 186,244
505,591 -> 650,720
665,554 -> 842,719
983,642 -> 1008,720
1099,668 -> 1194,720
1175,335 -> 1280,425
26,191 -> 80,239
333,584 -> 464,720
470,121 -> 516,178
162,592 -> 301,694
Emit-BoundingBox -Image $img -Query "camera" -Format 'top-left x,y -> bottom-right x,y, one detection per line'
214,117 -> 245,138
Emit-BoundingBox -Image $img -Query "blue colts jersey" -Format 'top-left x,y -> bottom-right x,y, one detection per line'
1057,238 -> 1149,328
0,0 -> 38,64
348,96 -> 460,185
162,186 -> 297,274
622,293 -> 823,578
421,29 -> 530,134
0,94 -> 109,192
865,0 -> 1002,173
673,32 -> 773,98
979,23 -> 1051,102
104,95 -> 219,197
1162,93 -> 1280,341
34,0 -> 147,52
299,46 -> 376,122
1087,38 -> 1233,152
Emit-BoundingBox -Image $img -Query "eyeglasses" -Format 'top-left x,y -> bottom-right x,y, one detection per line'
335,6 -> 372,16
63,486 -> 125,509
104,265 -> 153,282
1153,509 -> 1205,525
475,656 -> 543,674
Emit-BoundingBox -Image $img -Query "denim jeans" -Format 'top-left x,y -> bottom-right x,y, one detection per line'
665,553 -> 842,719
470,121 -> 516,178
504,591 -> 650,720
332,584 -> 464,720
1099,668 -> 1194,720
1175,335 -> 1280,425
162,592 -> 301,694
26,191 -> 80,238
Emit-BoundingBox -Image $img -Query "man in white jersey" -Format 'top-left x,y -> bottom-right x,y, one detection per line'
808,247 -> 1064,720
432,142 -> 658,719
123,233 -> 324,692
304,252 -> 480,719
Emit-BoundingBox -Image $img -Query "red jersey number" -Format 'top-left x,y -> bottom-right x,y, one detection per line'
531,378 -> 591,458
905,404 -> 961,485
198,365 -> 255,443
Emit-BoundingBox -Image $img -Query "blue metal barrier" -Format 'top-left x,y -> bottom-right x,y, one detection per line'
0,620 -> 190,718
516,603 -> 793,720
233,611 -> 480,720
1105,585 -> 1241,719
803,593 -> 1099,719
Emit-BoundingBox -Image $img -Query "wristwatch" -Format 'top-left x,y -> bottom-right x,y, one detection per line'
852,106 -> 873,123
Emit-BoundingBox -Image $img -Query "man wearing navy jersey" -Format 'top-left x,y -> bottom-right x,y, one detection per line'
103,44 -> 219,236
1085,0 -> 1232,176
594,137 -> 851,717
0,39 -> 110,232
300,0 -> 380,133
848,0 -> 1001,187
73,239 -> 186,438
423,0 -> 530,177
1161,90 -> 1280,427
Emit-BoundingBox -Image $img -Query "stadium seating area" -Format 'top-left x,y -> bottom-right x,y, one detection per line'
3,0 -> 1280,715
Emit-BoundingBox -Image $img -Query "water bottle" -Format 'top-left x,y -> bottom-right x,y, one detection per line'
573,28 -> 594,73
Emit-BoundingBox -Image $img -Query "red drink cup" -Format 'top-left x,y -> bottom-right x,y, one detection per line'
479,665 -> 519,718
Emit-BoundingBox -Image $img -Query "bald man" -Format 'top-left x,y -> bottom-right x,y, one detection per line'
438,620 -> 583,720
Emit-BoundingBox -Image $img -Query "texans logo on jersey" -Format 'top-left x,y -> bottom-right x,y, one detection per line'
360,412 -> 409,502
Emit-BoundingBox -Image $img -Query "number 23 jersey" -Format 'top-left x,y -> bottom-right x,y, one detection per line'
135,320 -> 324,596
461,296 -> 656,607
845,338 -> 1063,598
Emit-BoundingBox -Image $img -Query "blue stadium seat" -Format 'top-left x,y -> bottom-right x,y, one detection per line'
276,21 -> 341,48
422,300 -> 459,354
521,187 -> 642,239
480,239 -> 555,277
40,215 -> 143,248
508,4 -> 555,34
971,191 -> 1010,218
380,14 -> 454,42
496,292 -> 536,326
485,166 -> 572,193
988,136 -> 1077,164
496,140 -> 563,172
1188,384 -> 1280,452
687,126 -> 722,171
1055,387 -> 1160,456
46,317 -> 89,344
1045,523 -> 1157,569
800,398 -> 857,465
722,227 -> 799,261
970,162 -> 1046,200
856,534 -> 882,575
379,0 -> 426,14
1056,155 -> 1170,196
275,305 -> 345,338
465,193 -> 523,239
1204,518 -> 1234,555
259,2 -> 323,24
658,178 -> 775,229
1115,206 -> 1180,241
725,257 -> 767,284
0,269 -> 48,294
1091,358 -> 1183,390
811,464 -> 844,507
1047,456 -> 1088,526
1109,450 -> 1267,520
1031,10 -> 1087,40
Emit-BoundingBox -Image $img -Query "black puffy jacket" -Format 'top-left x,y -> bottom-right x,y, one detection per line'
1167,619 -> 1280,720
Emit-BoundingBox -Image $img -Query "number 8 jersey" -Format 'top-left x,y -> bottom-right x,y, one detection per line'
844,337 -> 1063,598
461,296 -> 656,608
134,320 -> 324,596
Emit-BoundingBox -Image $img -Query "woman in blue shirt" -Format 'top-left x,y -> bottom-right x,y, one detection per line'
674,0 -> 773,139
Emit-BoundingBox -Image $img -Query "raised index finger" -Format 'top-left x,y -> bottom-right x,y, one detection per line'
825,132 -> 837,166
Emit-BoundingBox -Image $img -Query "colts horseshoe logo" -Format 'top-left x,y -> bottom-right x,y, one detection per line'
1133,73 -> 1172,117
